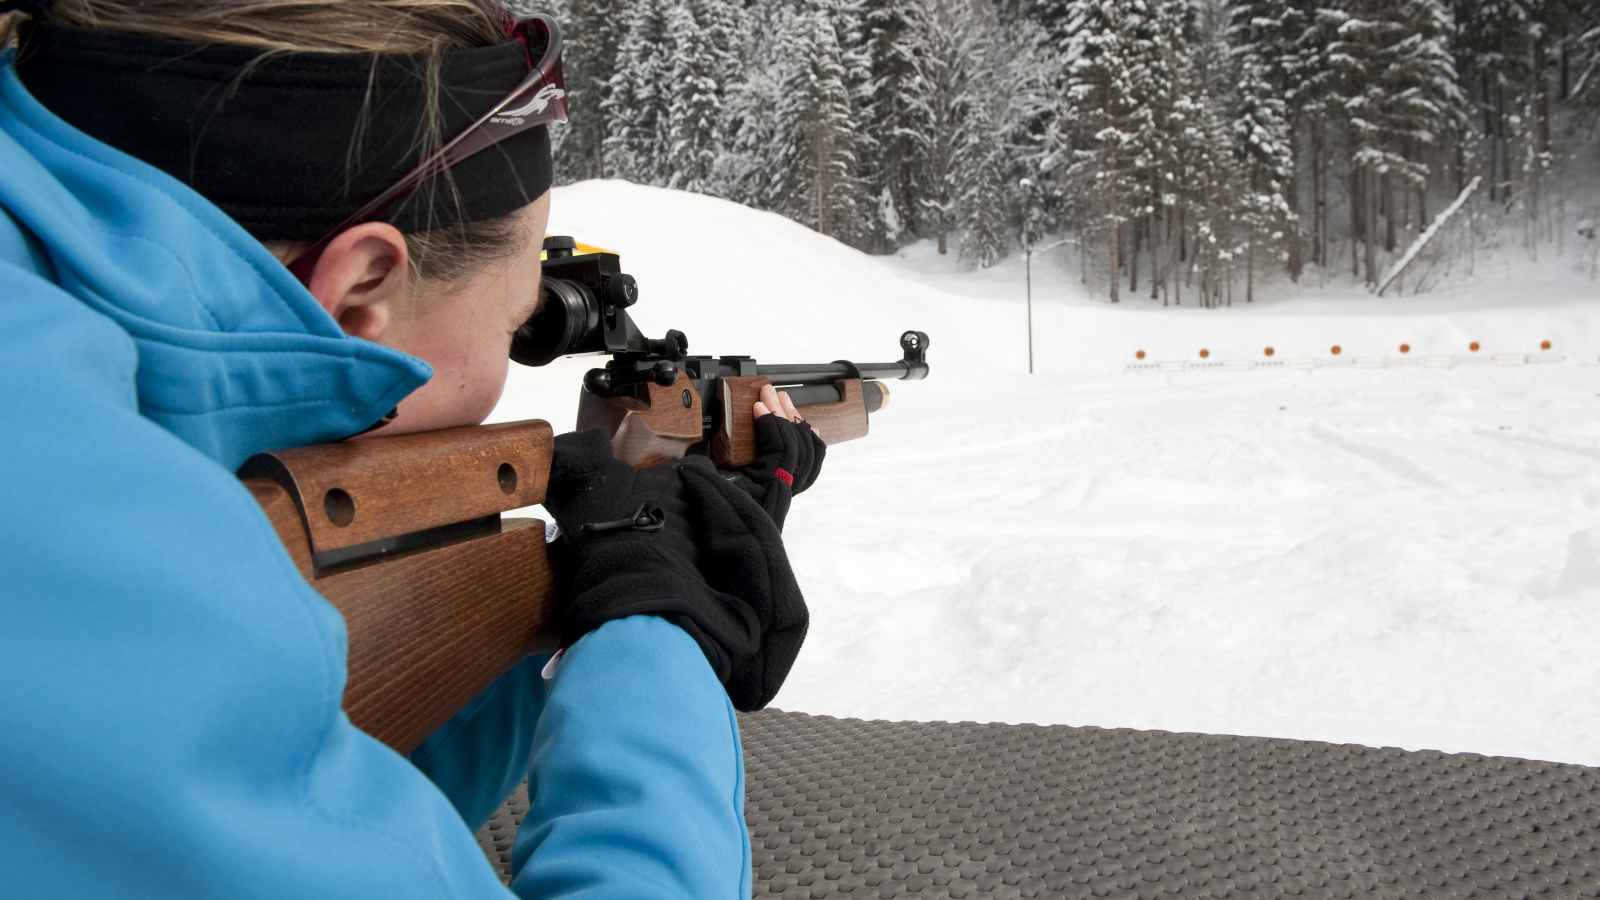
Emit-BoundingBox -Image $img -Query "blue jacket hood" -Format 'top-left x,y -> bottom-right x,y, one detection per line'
0,50 -> 430,470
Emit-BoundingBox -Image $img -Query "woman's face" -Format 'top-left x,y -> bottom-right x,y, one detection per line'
286,191 -> 553,437
376,193 -> 552,435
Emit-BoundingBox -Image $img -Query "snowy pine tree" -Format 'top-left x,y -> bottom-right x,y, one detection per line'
550,0 -> 626,182
1328,0 -> 1463,285
1178,0 -> 1246,306
668,0 -> 721,192
775,0 -> 864,239
1232,52 -> 1294,301
1226,0 -> 1311,279
566,0 -> 1594,297
956,95 -> 1008,266
918,0 -> 987,255
856,0 -> 933,250
603,0 -> 675,185
1064,0 -> 1167,301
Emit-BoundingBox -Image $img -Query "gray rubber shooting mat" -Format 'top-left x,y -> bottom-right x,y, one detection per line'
476,708 -> 1600,897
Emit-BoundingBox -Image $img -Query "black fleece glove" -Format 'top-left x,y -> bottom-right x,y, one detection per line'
725,413 -> 826,530
544,429 -> 809,711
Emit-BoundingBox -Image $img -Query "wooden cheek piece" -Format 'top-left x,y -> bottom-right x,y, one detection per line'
240,420 -> 559,755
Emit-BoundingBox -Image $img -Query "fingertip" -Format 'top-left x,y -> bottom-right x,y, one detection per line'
753,401 -> 770,419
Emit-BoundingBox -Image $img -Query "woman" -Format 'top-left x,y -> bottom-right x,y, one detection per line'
0,2 -> 819,897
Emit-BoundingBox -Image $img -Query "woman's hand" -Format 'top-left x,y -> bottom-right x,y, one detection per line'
544,429 -> 808,711
753,384 -> 821,437
730,384 -> 826,529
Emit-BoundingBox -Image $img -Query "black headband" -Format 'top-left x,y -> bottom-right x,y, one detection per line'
15,22 -> 553,240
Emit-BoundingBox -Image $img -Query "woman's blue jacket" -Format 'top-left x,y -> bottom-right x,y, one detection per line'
0,50 -> 750,900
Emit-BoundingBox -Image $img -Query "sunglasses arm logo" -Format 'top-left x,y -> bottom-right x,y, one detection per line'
491,83 -> 567,126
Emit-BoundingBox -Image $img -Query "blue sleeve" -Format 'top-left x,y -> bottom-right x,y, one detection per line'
0,262 -> 510,898
512,616 -> 753,900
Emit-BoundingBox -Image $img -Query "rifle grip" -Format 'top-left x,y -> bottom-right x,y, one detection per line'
711,376 -> 772,467
576,372 -> 703,468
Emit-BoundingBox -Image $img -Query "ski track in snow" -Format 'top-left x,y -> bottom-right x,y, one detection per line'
492,180 -> 1600,768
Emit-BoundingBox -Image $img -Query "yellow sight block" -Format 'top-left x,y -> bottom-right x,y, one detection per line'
540,237 -> 618,260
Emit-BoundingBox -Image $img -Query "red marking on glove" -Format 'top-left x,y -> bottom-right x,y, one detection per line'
774,468 -> 794,487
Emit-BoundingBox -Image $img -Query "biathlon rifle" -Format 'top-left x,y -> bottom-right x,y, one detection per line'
516,236 -> 930,468
239,234 -> 930,754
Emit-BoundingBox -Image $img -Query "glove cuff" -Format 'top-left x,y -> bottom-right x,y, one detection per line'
562,540 -> 762,682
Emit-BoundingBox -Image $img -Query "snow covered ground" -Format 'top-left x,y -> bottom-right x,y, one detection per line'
492,180 -> 1600,767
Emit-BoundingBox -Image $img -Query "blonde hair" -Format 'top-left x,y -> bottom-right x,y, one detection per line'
3,0 -> 532,284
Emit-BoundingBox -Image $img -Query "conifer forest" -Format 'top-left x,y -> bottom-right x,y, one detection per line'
530,0 -> 1600,304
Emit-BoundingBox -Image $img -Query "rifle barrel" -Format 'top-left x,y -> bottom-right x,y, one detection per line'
757,360 -> 922,383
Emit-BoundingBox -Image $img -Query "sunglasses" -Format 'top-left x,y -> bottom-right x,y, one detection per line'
289,12 -> 567,284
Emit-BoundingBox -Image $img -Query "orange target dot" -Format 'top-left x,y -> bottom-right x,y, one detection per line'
1199,349 -> 1210,359
1331,345 -> 1342,355
1264,347 -> 1275,357
1136,350 -> 1146,360
1399,343 -> 1410,353
1541,340 -> 1552,350
1469,342 -> 1480,352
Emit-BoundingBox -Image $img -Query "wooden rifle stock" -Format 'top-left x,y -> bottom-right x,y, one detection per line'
239,420 -> 560,754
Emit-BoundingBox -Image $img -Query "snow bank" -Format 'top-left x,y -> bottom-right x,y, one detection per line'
492,180 -> 1600,766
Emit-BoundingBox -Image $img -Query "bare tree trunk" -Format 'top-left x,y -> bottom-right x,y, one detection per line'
1402,164 -> 1411,236
1484,74 -> 1497,203
1247,168 -> 1257,302
1286,119 -> 1302,282
1247,233 -> 1255,303
1535,38 -> 1551,156
1311,120 -> 1323,267
933,136 -> 948,253
1150,171 -> 1159,300
1498,83 -> 1512,203
1175,206 -> 1183,306
1129,209 -> 1141,293
1162,198 -> 1174,305
1384,170 -> 1396,253
816,137 -> 828,238
1560,41 -> 1569,100
1350,162 -> 1362,277
1077,208 -> 1087,285
1364,164 -> 1378,286
1108,180 -> 1120,304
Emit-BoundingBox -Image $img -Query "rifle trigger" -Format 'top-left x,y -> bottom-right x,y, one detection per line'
580,502 -> 666,534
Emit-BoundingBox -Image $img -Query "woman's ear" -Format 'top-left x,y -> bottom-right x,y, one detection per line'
303,222 -> 412,343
